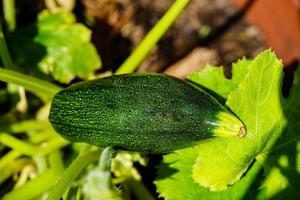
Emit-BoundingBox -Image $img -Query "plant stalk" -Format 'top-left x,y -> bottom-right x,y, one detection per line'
115,0 -> 190,74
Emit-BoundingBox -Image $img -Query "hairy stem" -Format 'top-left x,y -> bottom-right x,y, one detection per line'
46,150 -> 102,200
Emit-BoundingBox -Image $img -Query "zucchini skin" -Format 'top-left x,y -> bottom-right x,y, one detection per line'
49,73 -> 245,153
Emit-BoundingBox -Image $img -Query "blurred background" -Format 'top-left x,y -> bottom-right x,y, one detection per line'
2,0 -> 299,79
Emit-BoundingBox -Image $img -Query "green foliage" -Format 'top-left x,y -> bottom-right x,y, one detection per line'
1,1 -> 189,199
257,67 -> 300,199
187,58 -> 251,99
155,50 -> 300,199
35,9 -> 101,83
155,146 -> 263,200
0,1 -> 298,198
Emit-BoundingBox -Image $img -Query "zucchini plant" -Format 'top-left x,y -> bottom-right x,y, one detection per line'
0,0 -> 299,199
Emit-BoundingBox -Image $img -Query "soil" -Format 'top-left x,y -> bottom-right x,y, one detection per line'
81,0 -> 266,76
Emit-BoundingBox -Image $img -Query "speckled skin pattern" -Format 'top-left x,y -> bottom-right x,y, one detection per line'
49,73 -> 231,153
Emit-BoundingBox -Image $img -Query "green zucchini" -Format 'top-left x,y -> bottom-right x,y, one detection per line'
49,73 -> 246,153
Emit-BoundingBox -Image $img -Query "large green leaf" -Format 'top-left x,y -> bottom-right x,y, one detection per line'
35,10 -> 101,83
193,50 -> 285,190
155,50 -> 288,198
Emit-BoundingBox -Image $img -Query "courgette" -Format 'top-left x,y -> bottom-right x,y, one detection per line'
49,73 -> 246,153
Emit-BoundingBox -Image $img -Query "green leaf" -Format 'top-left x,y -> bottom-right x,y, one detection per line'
258,148 -> 300,199
193,50 -> 284,190
155,147 -> 263,200
35,9 -> 101,83
257,67 -> 300,199
226,50 -> 285,154
192,138 -> 256,191
187,58 -> 251,99
155,50 -> 286,198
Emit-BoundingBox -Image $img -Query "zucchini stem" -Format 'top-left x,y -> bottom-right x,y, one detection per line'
46,150 -> 102,200
99,147 -> 116,171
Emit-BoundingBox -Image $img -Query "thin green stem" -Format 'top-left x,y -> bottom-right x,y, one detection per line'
0,149 -> 21,170
29,130 -> 56,144
79,144 -> 93,155
3,0 -> 16,31
0,158 -> 29,185
39,137 -> 69,155
0,119 -> 51,134
2,169 -> 62,200
64,187 -> 80,200
46,150 -> 101,200
0,132 -> 69,156
0,18 -> 13,68
33,155 -> 48,173
0,68 -> 62,102
0,133 -> 39,155
49,150 -> 65,174
115,0 -> 190,74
